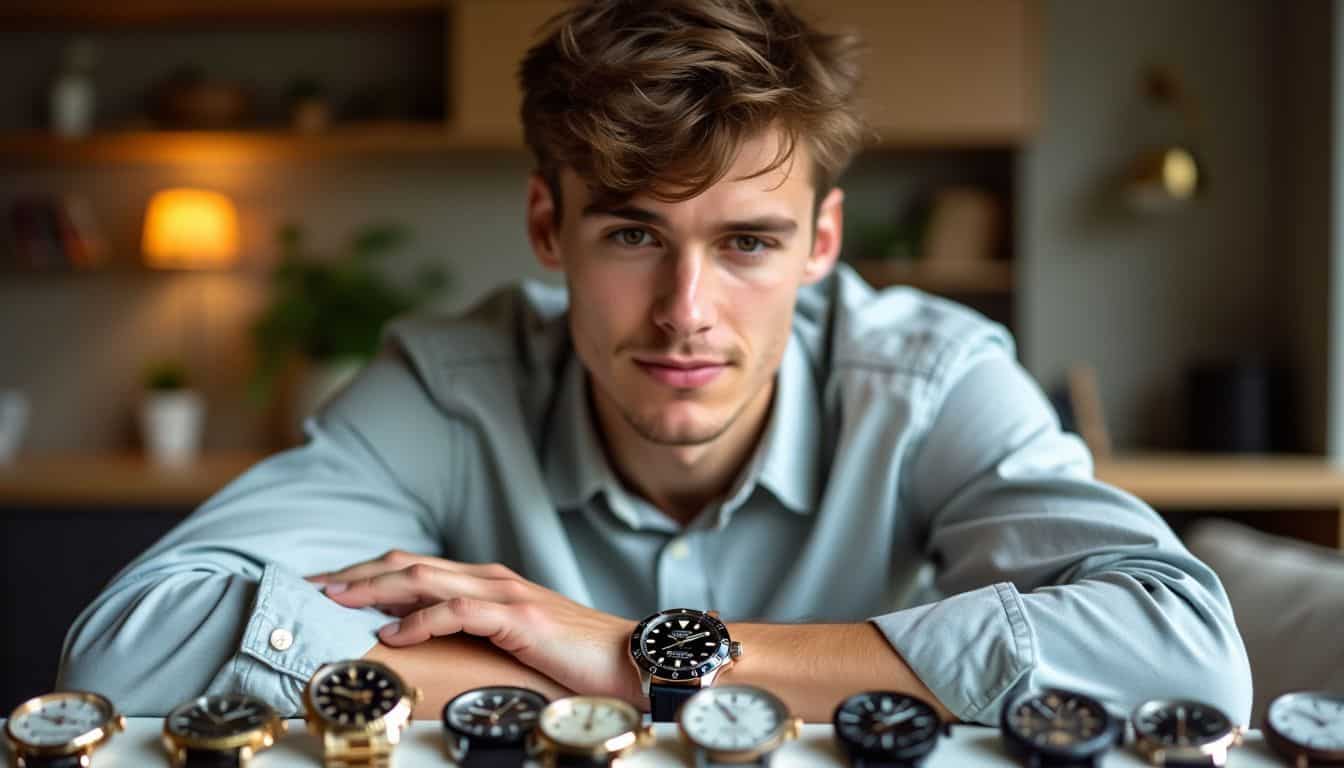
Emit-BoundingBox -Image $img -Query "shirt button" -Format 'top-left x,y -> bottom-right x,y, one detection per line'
269,628 -> 294,651
668,540 -> 690,560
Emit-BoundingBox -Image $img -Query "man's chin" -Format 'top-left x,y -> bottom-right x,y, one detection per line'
621,409 -> 731,447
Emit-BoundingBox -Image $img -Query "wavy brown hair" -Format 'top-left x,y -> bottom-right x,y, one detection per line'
518,0 -> 866,219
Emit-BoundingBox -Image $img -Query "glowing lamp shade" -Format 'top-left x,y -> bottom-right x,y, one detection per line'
142,188 -> 240,270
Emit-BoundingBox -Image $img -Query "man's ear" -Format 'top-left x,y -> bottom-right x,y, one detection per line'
803,186 -> 844,285
527,173 -> 563,271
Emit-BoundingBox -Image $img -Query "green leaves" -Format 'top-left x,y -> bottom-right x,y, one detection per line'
249,221 -> 450,405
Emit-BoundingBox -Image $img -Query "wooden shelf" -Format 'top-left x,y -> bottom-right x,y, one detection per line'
0,124 -> 524,165
849,258 -> 1015,295
0,453 -> 267,508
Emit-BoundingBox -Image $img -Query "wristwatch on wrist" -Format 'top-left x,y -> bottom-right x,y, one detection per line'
832,691 -> 948,768
303,659 -> 422,768
443,685 -> 549,768
4,690 -> 125,768
1000,688 -> 1122,768
529,695 -> 654,768
1263,690 -> 1344,768
629,607 -> 741,722
162,693 -> 287,768
676,684 -> 801,768
1130,699 -> 1243,767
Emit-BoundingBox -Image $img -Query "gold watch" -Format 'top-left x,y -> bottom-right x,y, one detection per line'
162,693 -> 286,767
529,695 -> 654,768
1131,698 -> 1244,767
303,659 -> 422,768
4,690 -> 125,768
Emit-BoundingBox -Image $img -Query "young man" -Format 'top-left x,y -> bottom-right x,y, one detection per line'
59,0 -> 1251,726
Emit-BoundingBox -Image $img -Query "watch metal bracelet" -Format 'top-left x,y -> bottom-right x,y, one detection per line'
649,683 -> 698,723
322,732 -> 392,768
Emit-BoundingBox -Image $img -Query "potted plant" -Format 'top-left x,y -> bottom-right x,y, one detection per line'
140,359 -> 204,466
251,221 -> 447,442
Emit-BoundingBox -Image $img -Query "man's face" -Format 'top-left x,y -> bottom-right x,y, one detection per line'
528,132 -> 842,450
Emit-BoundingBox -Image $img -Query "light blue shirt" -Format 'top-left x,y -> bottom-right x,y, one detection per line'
57,265 -> 1252,724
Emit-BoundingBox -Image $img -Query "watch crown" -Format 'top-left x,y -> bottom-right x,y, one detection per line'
729,641 -> 742,659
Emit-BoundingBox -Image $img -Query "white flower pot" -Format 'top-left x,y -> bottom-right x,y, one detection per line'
140,390 -> 205,467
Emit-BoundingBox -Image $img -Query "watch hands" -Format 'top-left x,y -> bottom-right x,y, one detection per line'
329,686 -> 373,704
583,704 -> 596,733
1176,707 -> 1187,743
713,701 -> 738,724
490,696 -> 522,723
1294,708 -> 1330,728
467,706 -> 498,718
221,708 -> 258,722
665,632 -> 711,650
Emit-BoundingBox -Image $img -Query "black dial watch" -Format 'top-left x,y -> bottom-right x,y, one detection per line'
1130,699 -> 1242,767
832,691 -> 948,768
629,607 -> 741,722
162,694 -> 286,768
443,686 -> 549,768
1263,690 -> 1344,767
302,659 -> 421,768
1000,688 -> 1121,768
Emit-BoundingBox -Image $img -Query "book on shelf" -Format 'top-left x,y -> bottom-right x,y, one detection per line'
4,195 -> 105,271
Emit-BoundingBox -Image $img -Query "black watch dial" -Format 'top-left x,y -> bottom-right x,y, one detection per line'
630,609 -> 730,682
167,694 -> 276,740
1132,699 -> 1232,748
309,661 -> 405,725
833,691 -> 941,758
1004,689 -> 1115,755
444,686 -> 548,746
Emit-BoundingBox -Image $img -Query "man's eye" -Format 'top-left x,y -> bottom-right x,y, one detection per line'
731,235 -> 765,253
611,228 -> 653,247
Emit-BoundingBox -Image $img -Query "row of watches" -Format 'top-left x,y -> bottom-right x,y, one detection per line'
1001,686 -> 1344,767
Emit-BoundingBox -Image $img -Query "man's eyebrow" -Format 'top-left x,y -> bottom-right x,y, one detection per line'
581,204 -> 798,236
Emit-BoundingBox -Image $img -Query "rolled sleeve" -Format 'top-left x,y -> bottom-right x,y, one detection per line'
869,582 -> 1034,723
208,564 -> 391,715
883,341 -> 1251,725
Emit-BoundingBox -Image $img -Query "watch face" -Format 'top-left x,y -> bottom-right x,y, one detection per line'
1004,689 -> 1115,756
6,692 -> 114,747
833,691 -> 941,757
1132,699 -> 1232,747
538,697 -> 640,749
166,694 -> 277,740
1266,692 -> 1344,756
309,661 -> 406,726
678,685 -> 788,751
444,686 -> 548,745
630,608 -> 730,682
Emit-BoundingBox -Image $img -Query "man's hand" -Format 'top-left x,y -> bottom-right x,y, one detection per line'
307,550 -> 642,704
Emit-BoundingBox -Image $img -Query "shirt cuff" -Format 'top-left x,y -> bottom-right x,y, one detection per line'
207,563 -> 390,716
868,582 -> 1035,724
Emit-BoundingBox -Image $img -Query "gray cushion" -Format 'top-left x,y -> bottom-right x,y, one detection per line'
1184,519 -> 1344,725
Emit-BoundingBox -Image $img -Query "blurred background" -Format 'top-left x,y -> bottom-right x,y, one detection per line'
0,0 -> 1341,724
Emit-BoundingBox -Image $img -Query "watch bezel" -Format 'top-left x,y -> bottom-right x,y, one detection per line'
1130,698 -> 1240,764
1263,691 -> 1344,763
675,684 -> 801,763
161,693 -> 286,753
442,685 -> 549,751
530,695 -> 654,761
831,690 -> 946,762
3,690 -> 125,758
1000,688 -> 1120,762
302,659 -> 419,738
629,608 -> 732,682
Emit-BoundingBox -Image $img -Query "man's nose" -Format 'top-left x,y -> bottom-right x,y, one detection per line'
652,248 -> 717,340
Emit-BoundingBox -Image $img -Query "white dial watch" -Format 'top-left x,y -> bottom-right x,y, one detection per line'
676,685 -> 801,768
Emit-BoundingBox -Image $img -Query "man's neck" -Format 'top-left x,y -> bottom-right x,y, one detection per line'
590,382 -> 775,527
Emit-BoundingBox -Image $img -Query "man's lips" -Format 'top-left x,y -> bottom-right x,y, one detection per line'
633,357 -> 728,389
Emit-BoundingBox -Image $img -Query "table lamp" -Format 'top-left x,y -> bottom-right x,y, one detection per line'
138,187 -> 240,466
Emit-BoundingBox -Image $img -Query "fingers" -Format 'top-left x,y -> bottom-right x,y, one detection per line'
379,597 -> 531,649
307,550 -> 520,586
326,564 -> 526,612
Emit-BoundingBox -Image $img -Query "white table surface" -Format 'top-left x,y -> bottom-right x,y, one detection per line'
0,719 -> 1293,767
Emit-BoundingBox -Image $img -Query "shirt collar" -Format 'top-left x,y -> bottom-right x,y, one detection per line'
542,335 -> 822,525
